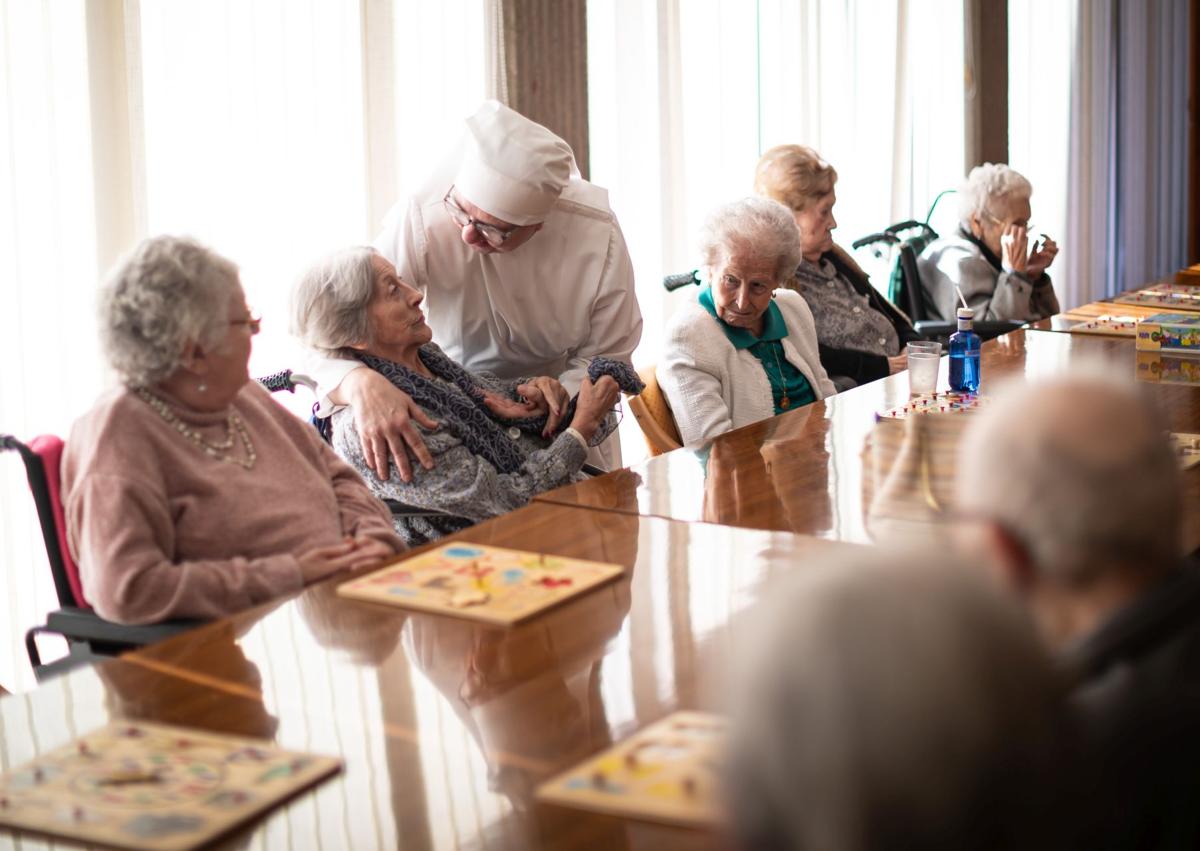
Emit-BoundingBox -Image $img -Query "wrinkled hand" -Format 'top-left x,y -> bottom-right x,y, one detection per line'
1026,235 -> 1058,280
296,536 -> 395,584
570,376 -> 621,443
344,369 -> 438,483
481,390 -> 540,420
887,353 -> 910,375
1000,224 -> 1029,274
516,377 -> 570,436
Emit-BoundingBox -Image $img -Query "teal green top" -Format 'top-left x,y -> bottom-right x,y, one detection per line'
698,285 -> 815,414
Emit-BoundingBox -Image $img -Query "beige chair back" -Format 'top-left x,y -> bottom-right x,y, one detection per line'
627,365 -> 682,456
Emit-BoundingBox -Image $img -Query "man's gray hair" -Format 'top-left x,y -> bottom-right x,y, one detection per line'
290,246 -> 377,357
729,549 -> 1065,851
957,162 -> 1033,228
98,236 -> 240,387
956,375 -> 1182,584
697,197 -> 803,284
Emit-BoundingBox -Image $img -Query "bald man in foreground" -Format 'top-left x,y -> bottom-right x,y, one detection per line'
956,376 -> 1200,849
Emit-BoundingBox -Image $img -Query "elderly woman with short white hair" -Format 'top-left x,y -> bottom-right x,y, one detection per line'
658,197 -> 836,448
918,163 -> 1060,322
291,248 -> 625,545
62,236 -> 403,625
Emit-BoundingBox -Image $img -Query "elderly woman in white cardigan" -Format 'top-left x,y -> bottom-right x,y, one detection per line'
658,197 -> 835,448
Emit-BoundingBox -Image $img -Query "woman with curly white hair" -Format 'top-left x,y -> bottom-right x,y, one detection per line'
61,235 -> 404,625
918,163 -> 1060,322
658,197 -> 836,448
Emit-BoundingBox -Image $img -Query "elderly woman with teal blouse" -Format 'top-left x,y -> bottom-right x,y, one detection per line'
659,197 -> 836,447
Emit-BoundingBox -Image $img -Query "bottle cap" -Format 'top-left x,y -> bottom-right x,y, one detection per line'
956,307 -> 974,320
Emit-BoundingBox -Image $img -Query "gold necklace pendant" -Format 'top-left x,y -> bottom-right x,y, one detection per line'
780,394 -> 790,410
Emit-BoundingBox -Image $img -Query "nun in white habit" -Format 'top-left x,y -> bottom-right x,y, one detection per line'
306,101 -> 642,478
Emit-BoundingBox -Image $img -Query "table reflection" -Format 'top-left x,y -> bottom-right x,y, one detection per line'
538,330 -> 1200,552
101,506 -> 852,848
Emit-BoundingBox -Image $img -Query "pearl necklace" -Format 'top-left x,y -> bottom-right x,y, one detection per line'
135,388 -> 257,470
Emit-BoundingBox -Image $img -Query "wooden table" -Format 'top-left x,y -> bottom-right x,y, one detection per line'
1031,300 -> 1164,334
536,329 -> 1200,550
1,504 -> 853,850
8,320 -> 1200,849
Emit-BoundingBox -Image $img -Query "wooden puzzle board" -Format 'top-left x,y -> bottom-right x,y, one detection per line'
0,721 -> 340,851
877,392 -> 991,420
338,543 -> 625,625
537,711 -> 725,828
1171,433 -> 1200,471
1113,289 -> 1200,312
1066,314 -> 1140,337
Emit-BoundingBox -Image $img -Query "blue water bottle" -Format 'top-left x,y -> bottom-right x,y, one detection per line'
948,307 -> 981,393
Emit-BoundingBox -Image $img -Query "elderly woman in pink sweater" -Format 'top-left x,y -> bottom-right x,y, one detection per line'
62,236 -> 403,625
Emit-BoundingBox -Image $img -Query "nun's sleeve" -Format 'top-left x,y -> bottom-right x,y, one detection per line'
560,215 -> 643,394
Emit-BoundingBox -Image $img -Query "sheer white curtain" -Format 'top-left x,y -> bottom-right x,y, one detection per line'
1062,0 -> 1190,306
1009,0 -> 1075,306
588,0 -> 965,361
589,0 -> 965,462
0,0 -> 104,692
0,0 -> 487,691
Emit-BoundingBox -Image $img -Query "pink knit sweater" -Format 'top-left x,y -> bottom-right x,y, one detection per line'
62,383 -> 403,624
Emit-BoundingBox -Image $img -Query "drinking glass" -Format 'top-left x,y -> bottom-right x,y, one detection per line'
907,351 -> 940,395
907,341 -> 942,356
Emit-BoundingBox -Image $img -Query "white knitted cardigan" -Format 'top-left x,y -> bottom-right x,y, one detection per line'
657,289 -> 837,448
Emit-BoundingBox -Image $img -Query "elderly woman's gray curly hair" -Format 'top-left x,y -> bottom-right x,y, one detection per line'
290,246 -> 377,358
698,197 -> 803,284
957,163 -> 1033,228
99,236 -> 240,387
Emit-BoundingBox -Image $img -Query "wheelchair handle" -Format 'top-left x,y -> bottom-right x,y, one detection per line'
851,232 -> 899,250
663,271 -> 701,292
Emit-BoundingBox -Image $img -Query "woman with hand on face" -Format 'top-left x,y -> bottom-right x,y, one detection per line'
918,163 -> 1060,322
291,248 -> 626,546
755,145 -> 921,389
61,236 -> 403,626
658,197 -> 836,448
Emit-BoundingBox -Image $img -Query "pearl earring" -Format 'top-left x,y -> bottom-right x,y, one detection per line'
197,381 -> 207,393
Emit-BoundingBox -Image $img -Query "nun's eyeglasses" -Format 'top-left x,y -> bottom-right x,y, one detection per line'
443,188 -> 519,248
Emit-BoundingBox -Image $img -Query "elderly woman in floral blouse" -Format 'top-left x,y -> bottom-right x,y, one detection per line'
755,144 -> 921,389
658,197 -> 836,448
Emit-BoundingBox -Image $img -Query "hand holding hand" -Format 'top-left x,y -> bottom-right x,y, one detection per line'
481,390 -> 539,420
570,376 -> 621,443
344,369 -> 438,483
515,377 -> 570,436
1026,235 -> 1058,280
1000,224 -> 1029,274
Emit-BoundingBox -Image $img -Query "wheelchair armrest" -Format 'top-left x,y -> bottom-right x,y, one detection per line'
383,499 -> 459,518
44,607 -> 202,649
913,319 -> 1025,343
913,320 -> 957,338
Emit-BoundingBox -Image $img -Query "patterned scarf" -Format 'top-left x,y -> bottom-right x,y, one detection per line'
356,346 -> 644,474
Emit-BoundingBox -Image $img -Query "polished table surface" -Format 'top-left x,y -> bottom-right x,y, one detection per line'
536,329 -> 1200,551
8,323 -> 1200,849
1,504 -> 852,850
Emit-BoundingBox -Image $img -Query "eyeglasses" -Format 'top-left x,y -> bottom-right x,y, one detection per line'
230,314 -> 262,335
443,187 -> 520,248
982,209 -> 1034,233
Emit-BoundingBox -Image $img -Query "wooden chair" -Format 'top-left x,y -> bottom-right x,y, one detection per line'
627,365 -> 682,457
